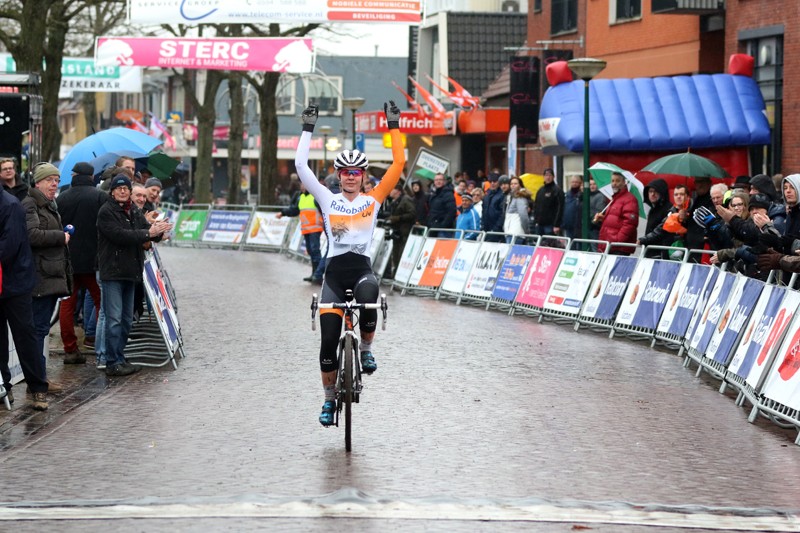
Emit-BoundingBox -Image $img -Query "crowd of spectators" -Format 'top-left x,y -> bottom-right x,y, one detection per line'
0,156 -> 172,411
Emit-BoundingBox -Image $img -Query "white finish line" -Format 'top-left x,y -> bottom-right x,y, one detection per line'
0,493 -> 797,531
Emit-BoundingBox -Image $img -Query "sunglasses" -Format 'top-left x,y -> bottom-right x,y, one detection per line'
339,169 -> 364,177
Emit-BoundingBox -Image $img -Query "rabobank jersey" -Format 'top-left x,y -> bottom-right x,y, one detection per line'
295,128 -> 406,260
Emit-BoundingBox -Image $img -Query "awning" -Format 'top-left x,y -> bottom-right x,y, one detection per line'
538,73 -> 771,156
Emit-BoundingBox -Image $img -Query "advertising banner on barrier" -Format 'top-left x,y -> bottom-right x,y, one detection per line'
395,234 -> 425,284
369,227 -> 385,264
289,223 -> 304,253
246,211 -> 291,246
683,267 -> 720,343
174,210 -> 208,242
688,272 -> 737,353
407,238 -> 438,286
202,210 -> 251,243
728,286 -> 791,383
440,241 -> 481,295
464,242 -> 510,298
706,277 -> 764,365
515,247 -> 564,308
5,327 -> 23,385
491,245 -> 535,302
761,303 -> 800,411
544,251 -> 602,314
581,256 -> 638,320
143,255 -> 181,354
418,240 -> 459,288
657,263 -> 712,337
616,259 -> 681,329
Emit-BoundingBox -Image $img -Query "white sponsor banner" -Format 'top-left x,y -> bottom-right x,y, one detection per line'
407,238 -> 437,286
688,271 -> 736,353
704,277 -> 764,365
245,211 -> 291,246
581,256 -> 624,319
369,227 -> 385,264
543,251 -> 601,314
289,223 -> 304,252
128,0 -> 423,24
612,258 -> 653,325
5,326 -> 23,386
744,291 -> 800,390
682,267 -> 720,343
761,298 -> 800,411
440,241 -> 480,294
656,263 -> 709,336
0,54 -> 142,96
463,242 -> 509,298
394,234 -> 424,284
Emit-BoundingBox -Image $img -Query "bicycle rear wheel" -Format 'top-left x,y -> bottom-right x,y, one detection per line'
343,334 -> 353,452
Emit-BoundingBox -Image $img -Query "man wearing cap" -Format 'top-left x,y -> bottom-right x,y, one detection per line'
732,176 -> 751,194
56,162 -> 107,364
456,192 -> 481,240
97,175 -> 172,377
749,174 -> 787,234
144,177 -> 162,212
22,163 -> 73,403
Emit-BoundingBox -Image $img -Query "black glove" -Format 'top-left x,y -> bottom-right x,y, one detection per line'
757,248 -> 784,271
384,100 -> 401,129
301,104 -> 318,132
692,206 -> 715,228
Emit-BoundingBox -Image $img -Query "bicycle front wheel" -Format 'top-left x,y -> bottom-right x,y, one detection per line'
343,334 -> 354,452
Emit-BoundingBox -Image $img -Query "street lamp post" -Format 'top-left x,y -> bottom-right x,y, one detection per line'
567,58 -> 607,242
318,124 -> 333,175
342,97 -> 366,150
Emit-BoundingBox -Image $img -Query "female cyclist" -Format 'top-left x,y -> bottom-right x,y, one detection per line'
295,101 -> 405,426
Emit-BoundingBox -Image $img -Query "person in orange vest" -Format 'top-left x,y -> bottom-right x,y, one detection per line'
276,182 -> 323,282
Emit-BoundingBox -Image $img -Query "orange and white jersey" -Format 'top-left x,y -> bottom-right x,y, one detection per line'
295,128 -> 406,260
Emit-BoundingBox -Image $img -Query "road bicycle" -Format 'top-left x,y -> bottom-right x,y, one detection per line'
311,289 -> 387,452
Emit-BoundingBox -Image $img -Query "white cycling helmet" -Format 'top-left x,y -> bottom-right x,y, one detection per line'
333,149 -> 369,170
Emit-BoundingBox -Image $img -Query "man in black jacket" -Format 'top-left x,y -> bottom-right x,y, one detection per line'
57,162 -> 106,364
0,187 -> 50,409
97,175 -> 172,377
426,173 -> 456,235
534,168 -> 564,236
481,173 -> 506,242
0,157 -> 27,201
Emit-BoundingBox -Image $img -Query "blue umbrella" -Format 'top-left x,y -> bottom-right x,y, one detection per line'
58,128 -> 162,186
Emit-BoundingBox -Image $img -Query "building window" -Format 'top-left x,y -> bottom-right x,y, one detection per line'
305,76 -> 342,116
551,0 -> 577,35
275,78 -> 295,116
534,0 -> 542,12
611,0 -> 640,22
746,35 -> 783,175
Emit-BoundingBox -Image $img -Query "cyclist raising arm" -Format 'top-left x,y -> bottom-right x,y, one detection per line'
295,101 -> 405,426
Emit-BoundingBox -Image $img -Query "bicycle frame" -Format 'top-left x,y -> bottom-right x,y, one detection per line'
311,289 -> 387,451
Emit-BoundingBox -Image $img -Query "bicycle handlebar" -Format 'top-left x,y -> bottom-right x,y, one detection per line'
311,293 -> 388,331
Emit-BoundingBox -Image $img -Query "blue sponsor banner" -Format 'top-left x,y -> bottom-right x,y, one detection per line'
692,272 -> 737,354
630,260 -> 681,330
712,278 -> 764,365
594,256 -> 637,320
491,244 -> 534,301
731,286 -> 786,379
667,264 -> 711,336
206,210 -> 251,231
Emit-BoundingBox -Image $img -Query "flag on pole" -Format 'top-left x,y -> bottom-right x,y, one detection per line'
588,162 -> 649,219
408,76 -> 446,119
445,75 -> 481,109
507,126 -> 517,177
126,117 -> 149,134
391,81 -> 427,118
148,112 -> 176,151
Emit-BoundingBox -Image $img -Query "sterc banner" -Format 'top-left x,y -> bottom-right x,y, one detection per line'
174,210 -> 208,242
581,256 -> 637,320
491,244 -> 534,302
657,263 -> 712,337
95,36 -> 314,73
544,251 -> 602,315
616,259 -> 681,330
440,241 -> 481,295
706,277 -> 764,365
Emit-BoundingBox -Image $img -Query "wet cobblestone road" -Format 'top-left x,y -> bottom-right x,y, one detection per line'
1,247 -> 800,532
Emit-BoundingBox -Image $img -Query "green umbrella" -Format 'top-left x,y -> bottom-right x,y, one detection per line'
137,151 -> 180,179
642,152 -> 730,179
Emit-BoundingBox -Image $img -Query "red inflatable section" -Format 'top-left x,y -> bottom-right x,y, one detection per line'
590,147 -> 750,194
729,54 -> 755,77
546,61 -> 574,87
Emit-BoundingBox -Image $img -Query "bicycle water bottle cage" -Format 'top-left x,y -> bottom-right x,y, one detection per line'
345,289 -> 354,302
